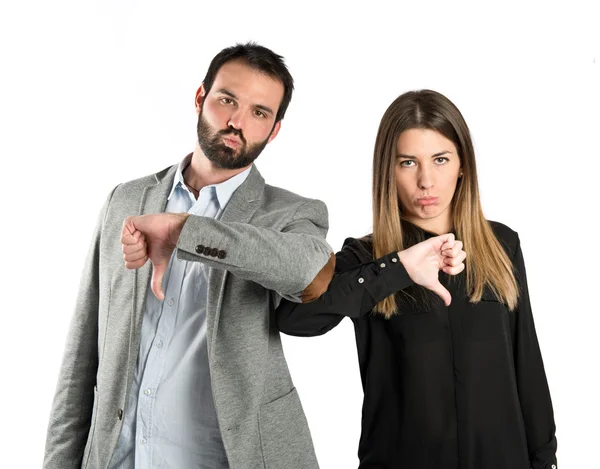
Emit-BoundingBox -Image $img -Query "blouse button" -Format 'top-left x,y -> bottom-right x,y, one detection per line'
391,258 -> 398,263
380,263 -> 386,268
358,278 -> 364,284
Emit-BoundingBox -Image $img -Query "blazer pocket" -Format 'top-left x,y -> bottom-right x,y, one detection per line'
81,385 -> 100,469
258,388 -> 319,469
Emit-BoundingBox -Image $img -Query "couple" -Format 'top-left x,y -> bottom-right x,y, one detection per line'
44,43 -> 557,469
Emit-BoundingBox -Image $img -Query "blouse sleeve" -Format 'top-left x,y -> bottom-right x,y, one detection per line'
512,236 -> 558,469
276,237 -> 414,337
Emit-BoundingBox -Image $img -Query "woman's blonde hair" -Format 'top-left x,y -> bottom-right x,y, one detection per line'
372,90 -> 518,318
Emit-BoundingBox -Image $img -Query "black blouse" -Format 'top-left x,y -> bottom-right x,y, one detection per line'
276,221 -> 557,469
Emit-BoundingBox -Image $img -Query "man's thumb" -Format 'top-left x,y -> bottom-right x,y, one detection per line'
151,262 -> 167,301
430,280 -> 452,306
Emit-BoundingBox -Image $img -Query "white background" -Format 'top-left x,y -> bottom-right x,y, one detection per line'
1,0 -> 599,467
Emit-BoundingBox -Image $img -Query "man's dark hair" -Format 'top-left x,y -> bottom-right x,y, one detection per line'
202,42 -> 294,123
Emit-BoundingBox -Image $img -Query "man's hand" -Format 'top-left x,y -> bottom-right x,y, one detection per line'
397,233 -> 466,306
121,213 -> 190,301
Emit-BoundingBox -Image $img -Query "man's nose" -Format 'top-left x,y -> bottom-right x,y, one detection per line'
227,108 -> 245,132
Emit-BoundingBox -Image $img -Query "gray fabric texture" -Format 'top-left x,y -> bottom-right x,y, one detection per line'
43,163 -> 330,469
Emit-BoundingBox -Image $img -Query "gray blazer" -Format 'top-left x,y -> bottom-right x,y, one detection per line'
44,163 -> 331,469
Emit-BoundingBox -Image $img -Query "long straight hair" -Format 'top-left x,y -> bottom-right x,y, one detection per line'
372,90 -> 518,318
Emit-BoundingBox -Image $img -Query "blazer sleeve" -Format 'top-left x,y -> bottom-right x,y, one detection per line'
175,199 -> 332,302
512,236 -> 558,469
276,237 -> 414,337
43,187 -> 117,469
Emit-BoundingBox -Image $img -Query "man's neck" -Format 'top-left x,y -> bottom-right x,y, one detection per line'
184,143 -> 251,190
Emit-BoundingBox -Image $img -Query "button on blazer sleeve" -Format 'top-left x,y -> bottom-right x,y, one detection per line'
511,236 -> 558,469
276,237 -> 414,337
176,199 -> 332,301
43,186 -> 118,469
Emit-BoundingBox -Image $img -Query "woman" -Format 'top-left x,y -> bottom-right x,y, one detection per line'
276,90 -> 557,469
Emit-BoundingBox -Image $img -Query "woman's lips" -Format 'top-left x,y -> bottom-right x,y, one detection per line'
417,196 -> 439,206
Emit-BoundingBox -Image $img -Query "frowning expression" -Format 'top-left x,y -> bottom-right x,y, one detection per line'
395,128 -> 461,232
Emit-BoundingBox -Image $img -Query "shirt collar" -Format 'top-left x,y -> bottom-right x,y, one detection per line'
167,153 -> 252,210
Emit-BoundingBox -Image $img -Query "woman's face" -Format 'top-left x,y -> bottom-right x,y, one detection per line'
395,128 -> 462,233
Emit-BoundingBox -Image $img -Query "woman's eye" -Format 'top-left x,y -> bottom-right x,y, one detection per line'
435,157 -> 449,164
400,160 -> 415,167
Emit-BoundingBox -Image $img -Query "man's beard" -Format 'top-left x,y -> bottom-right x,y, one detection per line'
196,112 -> 270,170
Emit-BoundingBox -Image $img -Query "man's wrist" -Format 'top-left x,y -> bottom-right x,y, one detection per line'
169,213 -> 191,246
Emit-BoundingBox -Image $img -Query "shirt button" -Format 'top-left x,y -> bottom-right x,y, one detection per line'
167,299 -> 174,306
392,258 -> 398,263
140,437 -> 147,445
358,278 -> 364,284
156,340 -> 163,348
551,465 -> 556,469
380,263 -> 386,268
144,389 -> 152,396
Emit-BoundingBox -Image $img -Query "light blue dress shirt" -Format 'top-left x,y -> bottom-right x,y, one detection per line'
109,155 -> 251,469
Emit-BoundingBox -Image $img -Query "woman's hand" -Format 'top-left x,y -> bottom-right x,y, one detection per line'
397,233 -> 466,306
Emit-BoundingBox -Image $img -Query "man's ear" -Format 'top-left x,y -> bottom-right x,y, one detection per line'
267,120 -> 282,144
194,84 -> 206,115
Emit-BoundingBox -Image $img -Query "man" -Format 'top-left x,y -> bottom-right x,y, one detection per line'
44,43 -> 334,469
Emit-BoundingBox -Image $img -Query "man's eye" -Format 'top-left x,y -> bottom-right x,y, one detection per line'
220,98 -> 233,104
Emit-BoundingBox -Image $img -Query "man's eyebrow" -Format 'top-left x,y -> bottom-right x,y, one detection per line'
255,104 -> 274,115
216,88 -> 237,99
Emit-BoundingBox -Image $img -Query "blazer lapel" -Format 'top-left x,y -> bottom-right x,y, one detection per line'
206,164 -> 265,356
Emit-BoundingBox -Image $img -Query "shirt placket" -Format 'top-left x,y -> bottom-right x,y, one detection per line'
135,184 -> 216,468
135,253 -> 184,466
135,184 -> 196,467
